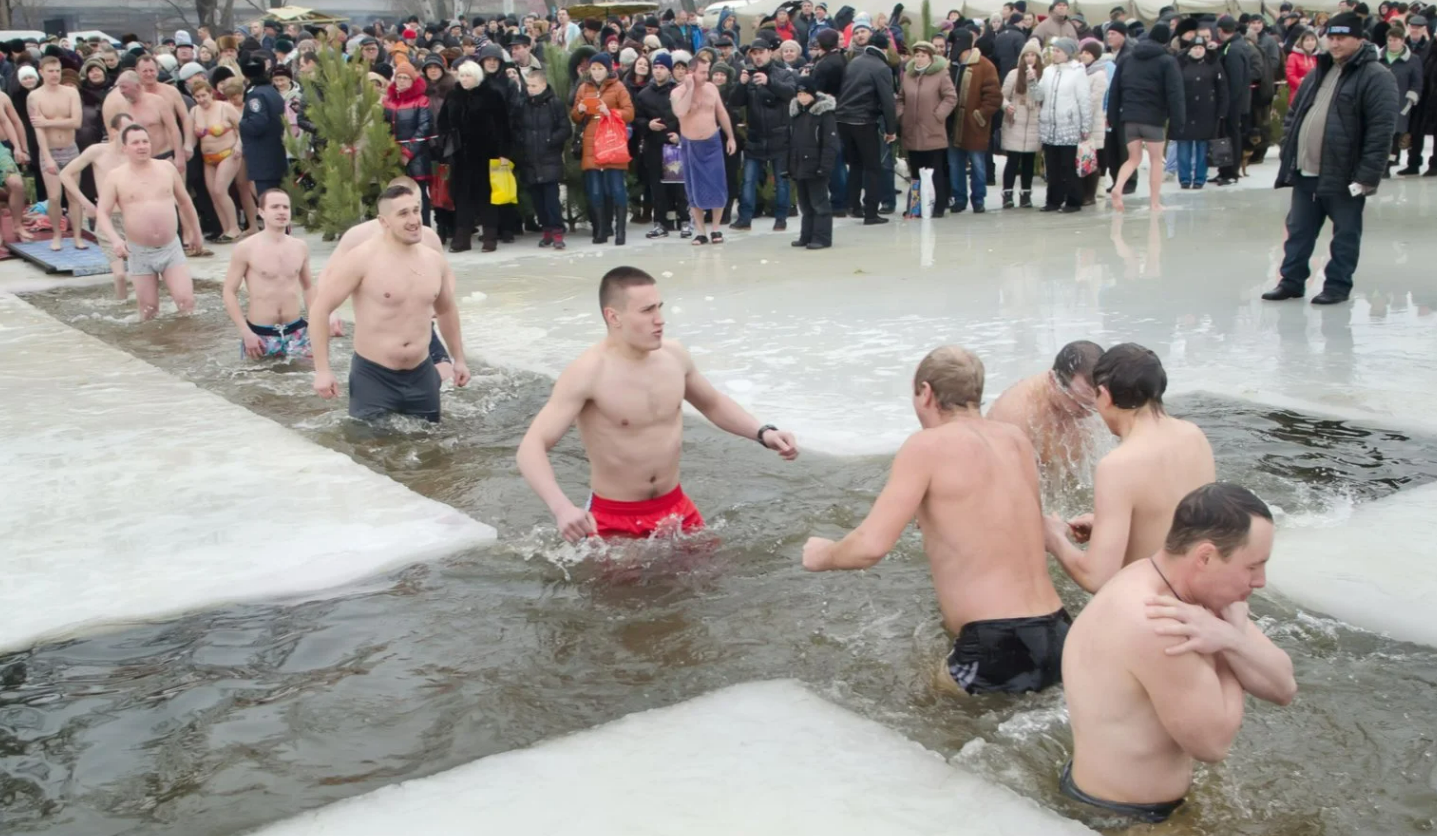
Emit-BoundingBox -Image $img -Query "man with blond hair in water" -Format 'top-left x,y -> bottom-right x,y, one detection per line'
803,346 -> 1070,695
1044,343 -> 1215,593
517,266 -> 799,541
223,189 -> 314,360
987,340 -> 1104,477
1061,482 -> 1296,824
309,184 -> 469,422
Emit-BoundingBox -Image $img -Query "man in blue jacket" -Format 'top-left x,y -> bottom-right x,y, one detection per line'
1262,13 -> 1398,305
239,60 -> 288,196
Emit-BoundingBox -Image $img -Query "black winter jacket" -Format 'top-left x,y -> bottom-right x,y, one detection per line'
835,45 -> 897,132
788,92 -> 839,179
1277,46 -> 1399,195
1171,52 -> 1229,141
239,82 -> 288,181
515,86 -> 571,185
731,60 -> 797,160
993,25 -> 1027,80
811,50 -> 847,97
438,82 -> 514,171
1381,46 -> 1424,134
634,77 -> 681,157
1111,40 -> 1187,129
1220,36 -> 1254,119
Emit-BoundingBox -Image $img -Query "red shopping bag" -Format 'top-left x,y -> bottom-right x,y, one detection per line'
593,111 -> 631,167
430,164 -> 454,211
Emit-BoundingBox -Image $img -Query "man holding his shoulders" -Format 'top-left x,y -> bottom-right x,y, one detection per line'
1061,482 -> 1296,824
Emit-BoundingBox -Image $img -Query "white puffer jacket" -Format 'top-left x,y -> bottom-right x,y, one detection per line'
1032,59 -> 1092,147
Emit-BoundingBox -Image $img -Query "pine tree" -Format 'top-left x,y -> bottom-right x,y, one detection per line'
284,49 -> 402,239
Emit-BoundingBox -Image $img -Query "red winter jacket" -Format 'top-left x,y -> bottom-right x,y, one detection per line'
1285,50 -> 1318,106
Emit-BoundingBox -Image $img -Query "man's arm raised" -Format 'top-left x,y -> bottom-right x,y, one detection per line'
1045,456 -> 1133,593
432,257 -> 470,386
804,435 -> 930,571
675,340 -> 798,459
308,247 -> 365,399
516,358 -> 599,542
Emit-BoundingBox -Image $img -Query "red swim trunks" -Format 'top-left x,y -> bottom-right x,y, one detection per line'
588,484 -> 705,539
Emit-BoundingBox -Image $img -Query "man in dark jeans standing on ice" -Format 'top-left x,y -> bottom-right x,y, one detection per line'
1262,12 -> 1397,306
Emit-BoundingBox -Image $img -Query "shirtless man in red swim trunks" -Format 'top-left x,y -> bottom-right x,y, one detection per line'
517,266 -> 799,541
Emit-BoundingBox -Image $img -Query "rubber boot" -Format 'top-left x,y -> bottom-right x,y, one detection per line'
614,205 -> 627,246
593,200 -> 610,244
1019,190 -> 1033,209
1002,190 -> 1014,210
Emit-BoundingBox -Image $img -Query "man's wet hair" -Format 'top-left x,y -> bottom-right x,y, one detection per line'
377,183 -> 417,211
1164,483 -> 1273,558
1053,340 -> 1103,388
914,345 -> 985,411
599,266 -> 656,312
1093,342 -> 1166,412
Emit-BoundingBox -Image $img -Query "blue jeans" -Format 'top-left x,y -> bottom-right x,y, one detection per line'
738,156 -> 790,223
947,147 -> 987,208
583,168 -> 627,210
533,181 -> 563,231
1175,141 -> 1209,186
1278,173 -> 1364,298
1164,141 -> 1179,173
829,142 -> 848,208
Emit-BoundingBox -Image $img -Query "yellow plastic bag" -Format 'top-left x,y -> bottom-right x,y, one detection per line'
489,159 -> 518,205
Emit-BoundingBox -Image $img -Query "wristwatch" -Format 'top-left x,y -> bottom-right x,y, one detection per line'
756,424 -> 778,445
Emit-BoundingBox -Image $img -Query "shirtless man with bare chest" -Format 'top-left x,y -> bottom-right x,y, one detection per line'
518,267 -> 798,541
104,72 -> 182,178
96,125 -> 202,320
223,189 -> 314,359
804,347 -> 1069,695
28,56 -> 85,251
61,112 -> 135,298
1043,344 -> 1216,593
1062,483 -> 1295,824
309,184 -> 469,422
0,88 -> 33,244
987,340 -> 1103,481
319,178 -> 452,379
136,54 -> 194,177
670,55 -> 737,243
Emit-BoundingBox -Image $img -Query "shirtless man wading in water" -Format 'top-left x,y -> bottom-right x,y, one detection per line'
319,178 -> 453,381
96,125 -> 202,320
309,184 -> 470,422
804,347 -> 1069,695
517,266 -> 799,541
987,340 -> 1104,479
61,112 -> 136,299
1062,483 -> 1295,824
223,189 -> 315,359
1044,344 -> 1215,592
28,56 -> 86,251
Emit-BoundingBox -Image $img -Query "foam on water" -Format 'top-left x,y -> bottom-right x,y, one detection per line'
248,680 -> 1094,836
0,294 -> 495,652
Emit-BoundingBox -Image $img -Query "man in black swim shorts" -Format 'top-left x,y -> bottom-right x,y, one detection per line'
947,608 -> 1071,695
428,322 -> 455,382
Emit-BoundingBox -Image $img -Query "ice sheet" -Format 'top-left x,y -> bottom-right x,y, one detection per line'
250,679 -> 1094,836
0,294 -> 495,653
1269,482 -> 1437,648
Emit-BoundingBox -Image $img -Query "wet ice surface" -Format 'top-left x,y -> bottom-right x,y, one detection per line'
5,177 -> 1437,835
250,680 -> 1096,836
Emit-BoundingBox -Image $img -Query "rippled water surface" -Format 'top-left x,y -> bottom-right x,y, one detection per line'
5,286 -> 1437,836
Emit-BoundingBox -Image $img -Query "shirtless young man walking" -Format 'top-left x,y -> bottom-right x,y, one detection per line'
223,189 -> 314,359
987,340 -> 1104,478
517,266 -> 798,541
96,125 -> 202,320
671,54 -> 737,244
103,72 -> 183,179
61,112 -> 135,299
319,177 -> 452,380
1062,482 -> 1296,824
28,56 -> 86,251
803,347 -> 1069,695
1043,344 -> 1215,593
309,184 -> 470,422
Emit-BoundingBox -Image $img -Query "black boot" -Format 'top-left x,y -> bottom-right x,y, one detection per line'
1002,190 -> 1014,209
593,200 -> 610,244
1019,190 -> 1033,208
614,205 -> 627,246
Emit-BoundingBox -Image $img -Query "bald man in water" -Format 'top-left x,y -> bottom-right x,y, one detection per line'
804,346 -> 1069,695
987,340 -> 1104,477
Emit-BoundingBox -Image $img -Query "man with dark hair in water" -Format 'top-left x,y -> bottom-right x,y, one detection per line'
1061,482 -> 1296,824
804,346 -> 1070,696
1043,344 -> 1215,592
987,340 -> 1104,474
309,184 -> 469,422
517,266 -> 799,541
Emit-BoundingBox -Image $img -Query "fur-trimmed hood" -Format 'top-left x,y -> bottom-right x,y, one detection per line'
789,90 -> 836,116
904,54 -> 950,75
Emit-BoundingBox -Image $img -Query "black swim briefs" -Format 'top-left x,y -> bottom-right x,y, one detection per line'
946,607 -> 1071,695
348,353 -> 441,422
1060,761 -> 1185,824
427,323 -> 451,366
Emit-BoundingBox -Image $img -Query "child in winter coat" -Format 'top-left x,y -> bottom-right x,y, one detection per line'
788,76 -> 839,249
518,72 -> 574,248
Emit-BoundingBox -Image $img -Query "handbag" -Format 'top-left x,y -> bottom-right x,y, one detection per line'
1076,140 -> 1098,177
1207,136 -> 1235,168
593,111 -> 632,167
660,142 -> 685,183
489,159 -> 518,205
431,163 -> 454,211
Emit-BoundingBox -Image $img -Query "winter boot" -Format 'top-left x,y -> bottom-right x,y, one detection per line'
1019,190 -> 1033,209
540,230 -> 554,247
1002,190 -> 1014,210
552,230 -> 566,250
614,207 -> 627,246
593,201 -> 610,244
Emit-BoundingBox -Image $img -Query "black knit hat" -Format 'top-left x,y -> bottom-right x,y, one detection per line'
817,28 -> 841,49
1327,11 -> 1366,35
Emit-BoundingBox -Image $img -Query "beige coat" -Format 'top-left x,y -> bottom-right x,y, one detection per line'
898,56 -> 959,152
1001,68 -> 1041,153
1085,56 -> 1112,151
